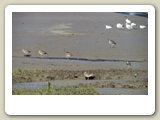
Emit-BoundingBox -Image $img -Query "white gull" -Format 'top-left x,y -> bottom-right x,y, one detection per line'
116,23 -> 124,29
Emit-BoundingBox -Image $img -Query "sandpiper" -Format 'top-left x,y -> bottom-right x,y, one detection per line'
108,38 -> 116,48
126,61 -> 131,69
38,50 -> 47,59
116,23 -> 124,29
22,49 -> 31,57
64,49 -> 72,59
84,71 -> 94,80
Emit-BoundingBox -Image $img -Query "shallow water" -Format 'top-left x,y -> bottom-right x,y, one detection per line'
115,12 -> 148,18
96,88 -> 147,95
12,56 -> 148,71
13,56 -> 145,62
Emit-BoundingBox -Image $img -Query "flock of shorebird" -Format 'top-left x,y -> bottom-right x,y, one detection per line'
106,17 -> 147,30
22,46 -> 131,80
21,17 -> 141,80
22,48 -> 72,59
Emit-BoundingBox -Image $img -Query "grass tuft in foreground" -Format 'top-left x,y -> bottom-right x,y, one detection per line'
12,82 -> 100,95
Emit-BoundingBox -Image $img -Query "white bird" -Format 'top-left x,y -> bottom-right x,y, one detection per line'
139,25 -> 146,29
84,71 -> 94,80
126,18 -> 131,24
126,23 -> 133,30
131,23 -> 138,28
116,23 -> 124,29
105,25 -> 113,29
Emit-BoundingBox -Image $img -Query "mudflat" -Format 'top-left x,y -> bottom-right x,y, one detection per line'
12,12 -> 148,95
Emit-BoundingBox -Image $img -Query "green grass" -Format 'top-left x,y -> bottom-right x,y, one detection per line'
12,82 -> 100,95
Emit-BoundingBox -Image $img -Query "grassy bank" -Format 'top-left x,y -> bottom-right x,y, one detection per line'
12,87 -> 100,95
12,82 -> 100,95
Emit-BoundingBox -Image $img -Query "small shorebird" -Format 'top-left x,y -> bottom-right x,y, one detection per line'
84,71 -> 94,80
38,50 -> 47,59
116,23 -> 124,29
139,25 -> 146,29
64,49 -> 72,59
106,25 -> 113,29
126,18 -> 132,24
126,61 -> 131,69
108,38 -> 116,48
22,49 -> 31,57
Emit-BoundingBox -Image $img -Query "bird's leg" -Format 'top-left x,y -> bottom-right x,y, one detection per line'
127,66 -> 130,70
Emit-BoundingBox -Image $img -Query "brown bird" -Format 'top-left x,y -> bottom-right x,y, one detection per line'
38,50 -> 47,59
64,49 -> 73,59
84,71 -> 94,80
126,61 -> 131,69
22,49 -> 31,57
108,38 -> 116,48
